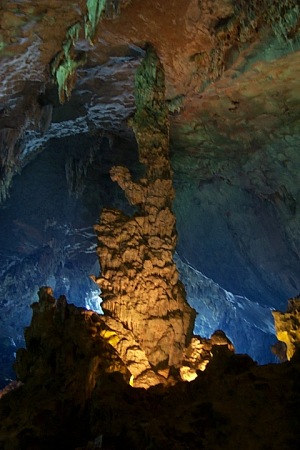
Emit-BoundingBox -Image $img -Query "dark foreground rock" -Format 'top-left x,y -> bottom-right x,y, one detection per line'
0,290 -> 300,450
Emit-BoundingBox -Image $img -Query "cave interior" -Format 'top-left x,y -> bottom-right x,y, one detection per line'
1,1 -> 300,449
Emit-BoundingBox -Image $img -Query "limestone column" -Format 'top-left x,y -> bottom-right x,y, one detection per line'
94,46 -> 196,369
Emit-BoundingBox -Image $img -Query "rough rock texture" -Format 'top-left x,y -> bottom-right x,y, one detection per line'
8,287 -> 234,390
15,287 -> 130,389
175,253 -> 277,364
1,0 -> 300,392
15,287 -> 164,391
0,300 -> 300,449
273,295 -> 300,360
94,47 -> 196,369
1,0 -> 299,306
180,331 -> 234,382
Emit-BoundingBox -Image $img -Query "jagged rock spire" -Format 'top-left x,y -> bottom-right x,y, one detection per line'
94,46 -> 196,369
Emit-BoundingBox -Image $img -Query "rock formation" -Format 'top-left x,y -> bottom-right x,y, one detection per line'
15,286 -> 169,390
272,294 -> 300,360
0,289 -> 300,449
94,46 -> 196,370
175,253 -> 277,364
1,3 -> 300,446
180,330 -> 234,382
1,0 -> 300,371
15,287 -> 130,396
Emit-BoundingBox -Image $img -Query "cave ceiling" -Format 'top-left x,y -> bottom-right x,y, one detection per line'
1,0 -> 300,368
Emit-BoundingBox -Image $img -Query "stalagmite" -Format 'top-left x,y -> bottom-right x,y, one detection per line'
94,46 -> 196,370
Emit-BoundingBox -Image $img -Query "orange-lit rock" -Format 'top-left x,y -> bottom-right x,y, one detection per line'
94,47 -> 196,370
16,286 -> 162,392
180,330 -> 235,381
272,295 -> 300,360
14,287 -> 131,397
1,297 -> 299,449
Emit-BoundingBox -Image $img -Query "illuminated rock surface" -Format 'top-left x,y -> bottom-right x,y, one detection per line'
0,289 -> 299,449
273,295 -> 300,360
94,47 -> 195,369
16,287 -> 161,390
1,1 -> 300,446
1,1 -> 300,360
180,331 -> 234,381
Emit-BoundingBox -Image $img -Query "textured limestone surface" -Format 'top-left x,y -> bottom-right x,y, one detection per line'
180,331 -> 234,381
15,287 -> 163,390
1,0 -> 300,387
94,47 -> 196,369
0,297 -> 300,449
175,253 -> 277,363
273,295 -> 300,360
9,287 -> 233,393
15,287 -> 130,390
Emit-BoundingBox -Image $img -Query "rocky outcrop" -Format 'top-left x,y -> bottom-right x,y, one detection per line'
0,95 -> 52,203
9,286 -> 232,394
15,287 -> 163,390
1,297 -> 300,449
1,0 -> 300,407
180,331 -> 234,381
94,47 -> 196,370
273,295 -> 300,360
15,287 -> 130,391
1,0 -> 300,334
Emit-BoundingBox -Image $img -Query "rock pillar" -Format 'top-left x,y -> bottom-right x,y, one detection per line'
94,47 -> 196,369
